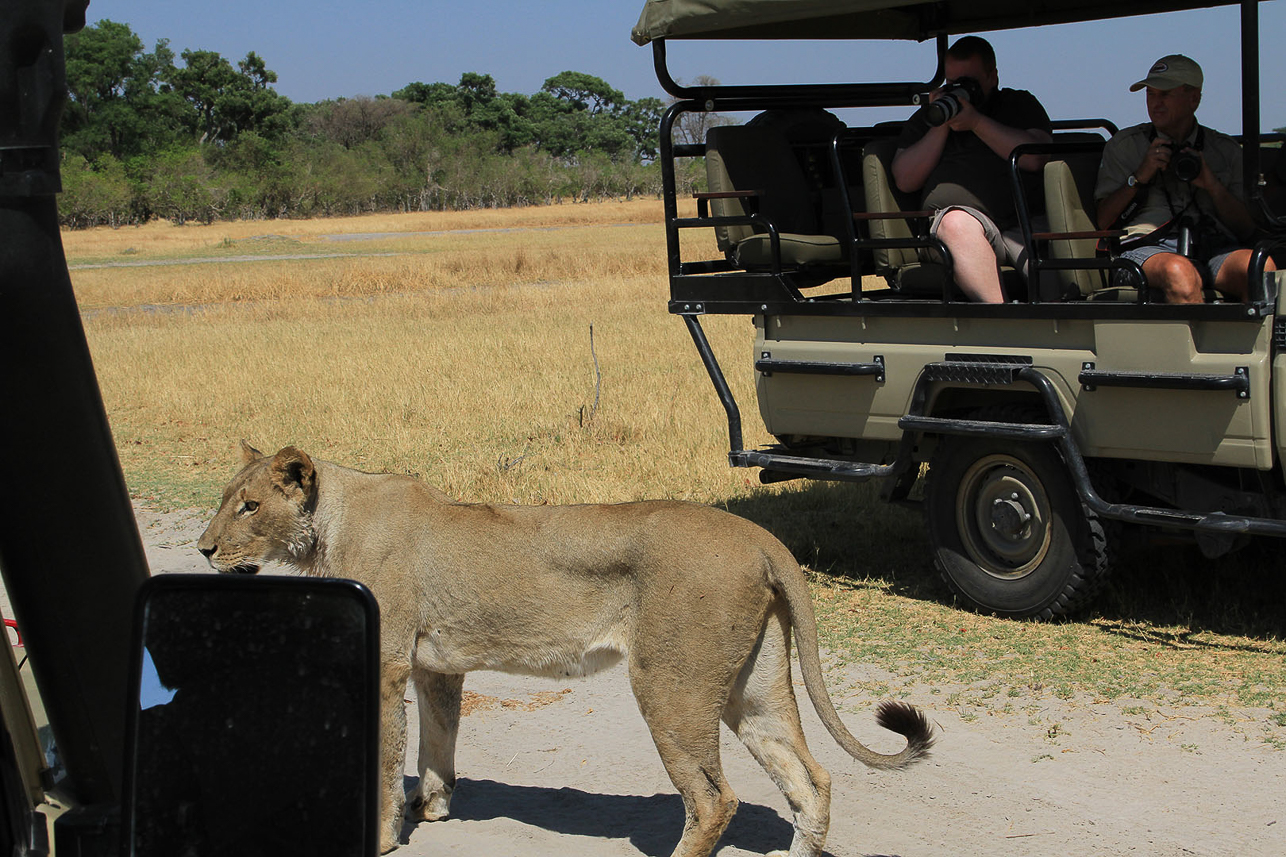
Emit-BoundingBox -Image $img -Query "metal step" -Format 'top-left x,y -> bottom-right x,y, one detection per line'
729,450 -> 894,483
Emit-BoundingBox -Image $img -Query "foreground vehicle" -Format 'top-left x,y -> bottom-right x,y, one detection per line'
636,0 -> 1286,618
0,3 -> 380,854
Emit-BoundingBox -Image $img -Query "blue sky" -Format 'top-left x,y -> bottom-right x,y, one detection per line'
85,1 -> 1285,135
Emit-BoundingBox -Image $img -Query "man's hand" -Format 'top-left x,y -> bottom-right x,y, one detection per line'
945,96 -> 981,133
1187,149 -> 1218,193
1136,138 -> 1172,185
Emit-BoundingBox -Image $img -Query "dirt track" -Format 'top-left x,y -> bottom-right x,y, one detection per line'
134,504 -> 1286,857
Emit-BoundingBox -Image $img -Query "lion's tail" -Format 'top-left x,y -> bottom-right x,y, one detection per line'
765,543 -> 935,770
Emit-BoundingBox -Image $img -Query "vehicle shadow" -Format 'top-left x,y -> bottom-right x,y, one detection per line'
720,479 -> 1286,641
402,776 -> 839,857
1090,536 -> 1286,641
720,479 -> 947,606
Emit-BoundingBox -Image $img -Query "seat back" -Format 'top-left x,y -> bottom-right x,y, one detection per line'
704,125 -> 818,253
861,136 -> 921,273
1043,136 -> 1108,297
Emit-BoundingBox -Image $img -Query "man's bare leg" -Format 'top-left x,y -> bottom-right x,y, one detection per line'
935,209 -> 1004,303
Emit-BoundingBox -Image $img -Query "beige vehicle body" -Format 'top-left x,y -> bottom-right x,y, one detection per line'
639,0 -> 1286,618
756,307 -> 1281,471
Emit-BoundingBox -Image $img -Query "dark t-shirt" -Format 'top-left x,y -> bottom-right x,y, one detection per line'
896,87 -> 1052,228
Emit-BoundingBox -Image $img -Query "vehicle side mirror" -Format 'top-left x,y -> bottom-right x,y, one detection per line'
122,574 -> 380,857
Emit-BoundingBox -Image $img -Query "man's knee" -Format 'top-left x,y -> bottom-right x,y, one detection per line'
1216,249 -> 1277,301
1143,253 -> 1202,302
935,209 -> 986,245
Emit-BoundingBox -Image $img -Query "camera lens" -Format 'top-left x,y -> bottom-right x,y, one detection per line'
1172,149 -> 1201,182
924,93 -> 961,127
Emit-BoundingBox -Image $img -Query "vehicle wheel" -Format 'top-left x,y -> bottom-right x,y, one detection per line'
924,405 -> 1111,620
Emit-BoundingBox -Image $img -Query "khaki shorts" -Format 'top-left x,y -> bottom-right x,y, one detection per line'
1117,237 -> 1241,288
927,205 -> 1046,279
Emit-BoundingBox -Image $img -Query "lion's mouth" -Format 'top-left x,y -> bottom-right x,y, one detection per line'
228,563 -> 261,575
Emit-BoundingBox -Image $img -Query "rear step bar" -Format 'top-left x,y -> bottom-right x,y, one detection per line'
729,450 -> 894,483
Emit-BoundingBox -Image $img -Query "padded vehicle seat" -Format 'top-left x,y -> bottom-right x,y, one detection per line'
1042,146 -> 1110,298
860,136 -> 945,294
703,125 -> 846,270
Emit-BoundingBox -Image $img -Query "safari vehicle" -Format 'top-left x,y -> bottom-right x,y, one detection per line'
635,0 -> 1286,619
0,2 -> 380,855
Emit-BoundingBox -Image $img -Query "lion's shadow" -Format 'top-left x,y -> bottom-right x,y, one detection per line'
401,775 -> 851,857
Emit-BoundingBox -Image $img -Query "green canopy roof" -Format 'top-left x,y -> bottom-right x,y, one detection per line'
631,0 -> 1253,45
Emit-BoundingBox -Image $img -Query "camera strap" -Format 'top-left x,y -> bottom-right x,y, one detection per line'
1115,185 -> 1149,228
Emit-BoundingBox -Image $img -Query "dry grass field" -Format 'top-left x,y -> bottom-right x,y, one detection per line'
69,200 -> 1286,739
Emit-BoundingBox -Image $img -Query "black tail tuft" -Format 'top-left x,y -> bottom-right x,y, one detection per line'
875,700 -> 936,765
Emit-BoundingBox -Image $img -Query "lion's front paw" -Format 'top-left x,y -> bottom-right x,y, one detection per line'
407,788 -> 453,822
378,834 -> 400,854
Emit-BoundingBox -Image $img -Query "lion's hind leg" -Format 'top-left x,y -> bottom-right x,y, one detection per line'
407,670 -> 464,823
723,603 -> 832,857
628,653 -> 739,857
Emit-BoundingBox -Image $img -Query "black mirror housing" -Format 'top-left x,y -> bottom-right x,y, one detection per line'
121,575 -> 380,857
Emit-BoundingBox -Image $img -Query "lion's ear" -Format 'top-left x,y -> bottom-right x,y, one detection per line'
239,440 -> 265,465
270,446 -> 316,500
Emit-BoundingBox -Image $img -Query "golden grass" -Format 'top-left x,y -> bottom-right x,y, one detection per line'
87,277 -> 774,509
75,203 -> 1286,737
61,199 -> 676,264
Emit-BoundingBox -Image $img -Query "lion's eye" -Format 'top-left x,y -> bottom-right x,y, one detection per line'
240,500 -> 259,515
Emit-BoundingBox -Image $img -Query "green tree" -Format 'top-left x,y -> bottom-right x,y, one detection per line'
394,74 -> 534,152
62,20 -> 187,159
540,71 -> 625,115
530,72 -> 660,161
171,49 -> 291,144
59,154 -> 135,227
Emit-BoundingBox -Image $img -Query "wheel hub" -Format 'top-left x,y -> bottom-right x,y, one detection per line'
956,454 -> 1053,578
990,492 -> 1033,537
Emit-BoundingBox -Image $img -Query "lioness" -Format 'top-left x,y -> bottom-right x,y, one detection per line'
198,443 -> 934,857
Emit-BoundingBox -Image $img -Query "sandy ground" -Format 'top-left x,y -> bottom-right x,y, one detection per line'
76,507 -> 1286,855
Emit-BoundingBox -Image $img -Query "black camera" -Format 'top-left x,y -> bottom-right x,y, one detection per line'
1169,145 -> 1202,182
923,77 -> 984,127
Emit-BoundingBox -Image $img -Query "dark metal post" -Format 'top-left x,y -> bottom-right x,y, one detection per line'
0,0 -> 150,807
1241,0 -> 1260,205
659,100 -> 686,280
682,314 -> 743,454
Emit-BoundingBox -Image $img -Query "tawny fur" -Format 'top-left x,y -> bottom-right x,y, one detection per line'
198,443 -> 934,857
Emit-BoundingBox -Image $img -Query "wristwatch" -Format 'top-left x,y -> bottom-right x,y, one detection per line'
1126,174 -> 1147,189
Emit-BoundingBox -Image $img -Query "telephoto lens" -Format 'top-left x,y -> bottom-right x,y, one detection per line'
922,77 -> 982,128
925,92 -> 964,127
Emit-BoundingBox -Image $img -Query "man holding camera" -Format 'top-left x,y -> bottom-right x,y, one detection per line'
1095,54 -> 1272,303
892,36 -> 1053,303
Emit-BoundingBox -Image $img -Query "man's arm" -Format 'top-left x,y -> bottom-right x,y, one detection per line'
1095,133 -> 1166,230
891,123 -> 949,194
967,113 -> 1053,172
948,97 -> 1052,172
1193,156 -> 1257,242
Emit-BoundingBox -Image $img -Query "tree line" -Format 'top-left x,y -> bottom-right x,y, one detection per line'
58,21 -> 705,228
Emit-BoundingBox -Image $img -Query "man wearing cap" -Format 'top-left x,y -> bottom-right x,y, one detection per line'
1095,54 -> 1273,303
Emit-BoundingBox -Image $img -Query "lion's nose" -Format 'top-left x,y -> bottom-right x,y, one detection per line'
198,545 -> 216,559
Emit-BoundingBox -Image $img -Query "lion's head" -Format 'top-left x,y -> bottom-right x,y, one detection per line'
197,442 -> 319,574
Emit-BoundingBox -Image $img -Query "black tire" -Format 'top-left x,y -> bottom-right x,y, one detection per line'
924,405 -> 1112,620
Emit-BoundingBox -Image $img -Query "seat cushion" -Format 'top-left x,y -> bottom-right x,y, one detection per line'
733,232 -> 846,269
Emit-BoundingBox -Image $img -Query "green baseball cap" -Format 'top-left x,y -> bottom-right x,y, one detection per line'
1130,55 -> 1204,92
